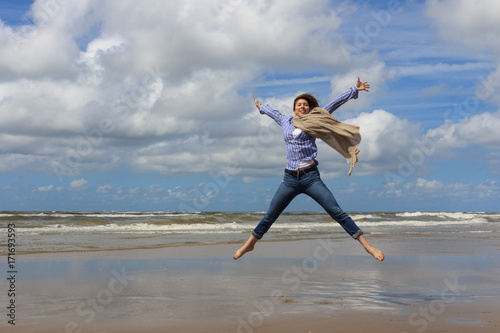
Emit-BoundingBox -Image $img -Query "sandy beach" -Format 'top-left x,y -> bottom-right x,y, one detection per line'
2,228 -> 500,333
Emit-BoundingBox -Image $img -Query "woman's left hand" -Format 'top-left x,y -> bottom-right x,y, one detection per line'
356,76 -> 370,92
253,98 -> 262,109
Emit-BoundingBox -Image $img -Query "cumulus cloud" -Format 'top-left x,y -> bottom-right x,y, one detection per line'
426,0 -> 500,55
0,0 -> 359,180
344,109 -> 423,175
422,0 -> 500,180
70,178 -> 88,188
475,180 -> 499,198
1,0 -> 499,187
424,110 -> 500,152
96,184 -> 113,193
364,109 -> 500,183
35,185 -> 54,192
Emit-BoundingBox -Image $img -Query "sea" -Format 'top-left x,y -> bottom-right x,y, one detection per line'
1,211 -> 499,255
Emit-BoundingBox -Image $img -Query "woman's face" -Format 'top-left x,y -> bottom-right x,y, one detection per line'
294,99 -> 310,117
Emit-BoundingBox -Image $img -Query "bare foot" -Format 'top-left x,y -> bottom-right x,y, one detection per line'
356,235 -> 384,262
366,246 -> 384,262
233,244 -> 254,260
234,235 -> 259,260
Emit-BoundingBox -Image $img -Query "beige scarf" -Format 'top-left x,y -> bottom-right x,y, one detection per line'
293,107 -> 361,176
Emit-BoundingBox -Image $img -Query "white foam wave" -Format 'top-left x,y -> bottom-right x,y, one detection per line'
0,212 -> 200,218
15,222 -> 256,235
395,212 -> 483,220
10,216 -> 491,236
358,218 -> 488,227
350,214 -> 382,220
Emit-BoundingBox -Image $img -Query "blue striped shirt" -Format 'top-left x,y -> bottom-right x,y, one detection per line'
259,86 -> 359,170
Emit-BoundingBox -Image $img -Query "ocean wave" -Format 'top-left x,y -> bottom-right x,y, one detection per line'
9,217 -> 491,236
394,212 -> 487,220
2,211 -> 494,221
0,211 -> 201,218
350,214 -> 383,221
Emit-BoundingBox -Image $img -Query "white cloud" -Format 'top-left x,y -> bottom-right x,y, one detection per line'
33,185 -> 64,192
36,185 -> 54,192
425,110 -> 500,152
344,109 -> 500,179
415,178 -> 444,191
397,62 -> 494,77
70,178 -> 88,188
97,184 -> 112,193
0,0 -> 92,79
475,180 -> 499,198
426,0 -> 500,55
166,186 -> 187,200
387,177 -> 499,200
345,109 -> 422,174
145,184 -> 164,193
426,0 -> 500,106
0,0 -> 359,179
0,0 -> 499,191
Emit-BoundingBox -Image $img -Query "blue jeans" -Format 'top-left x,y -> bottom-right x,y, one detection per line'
252,169 -> 363,240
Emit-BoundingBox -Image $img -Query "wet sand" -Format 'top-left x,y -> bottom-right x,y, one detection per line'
2,232 -> 500,332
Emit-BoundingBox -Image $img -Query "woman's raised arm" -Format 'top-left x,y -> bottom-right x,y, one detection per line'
323,76 -> 369,114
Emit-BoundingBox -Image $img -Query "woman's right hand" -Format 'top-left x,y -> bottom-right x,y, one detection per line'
253,98 -> 262,110
355,76 -> 370,92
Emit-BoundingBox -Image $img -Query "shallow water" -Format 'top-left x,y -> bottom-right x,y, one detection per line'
4,250 -> 498,328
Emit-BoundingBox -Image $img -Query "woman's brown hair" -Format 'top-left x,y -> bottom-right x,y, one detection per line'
293,93 -> 319,111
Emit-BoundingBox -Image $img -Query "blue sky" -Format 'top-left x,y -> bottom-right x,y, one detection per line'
1,0 -> 499,212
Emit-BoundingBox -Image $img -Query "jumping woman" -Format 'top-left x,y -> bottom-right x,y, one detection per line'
234,77 -> 384,262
